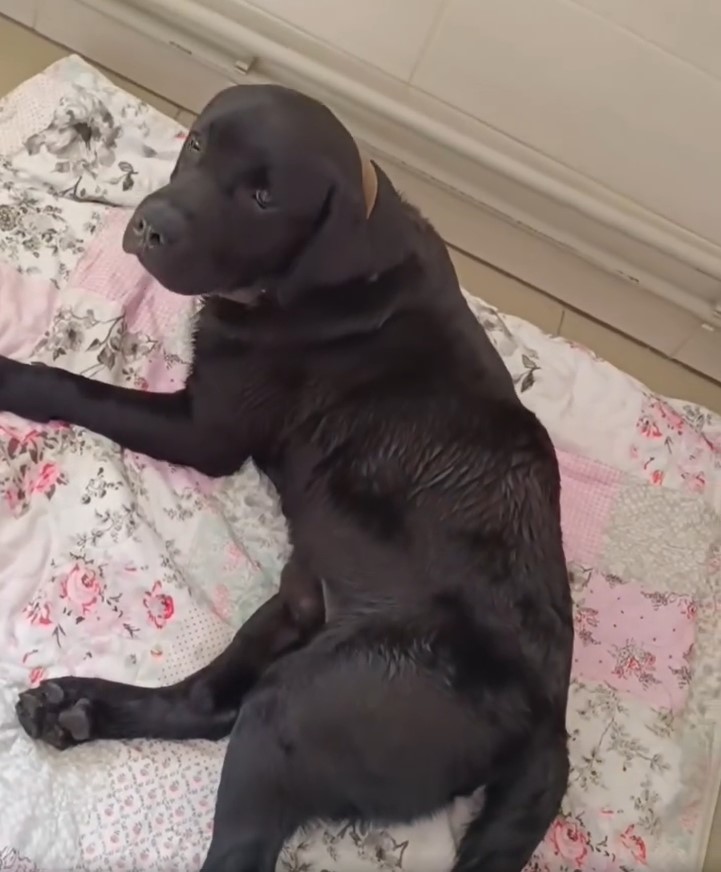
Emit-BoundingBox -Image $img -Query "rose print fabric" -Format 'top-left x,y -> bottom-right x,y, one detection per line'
1,56 -> 721,872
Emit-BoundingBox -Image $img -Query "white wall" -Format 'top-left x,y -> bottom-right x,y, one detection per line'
183,0 -> 721,248
409,0 -> 721,247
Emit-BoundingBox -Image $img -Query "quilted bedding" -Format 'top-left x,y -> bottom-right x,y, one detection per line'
1,56 -> 721,872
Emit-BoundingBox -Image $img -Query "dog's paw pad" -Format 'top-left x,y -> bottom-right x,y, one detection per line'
16,680 -> 94,750
57,699 -> 93,741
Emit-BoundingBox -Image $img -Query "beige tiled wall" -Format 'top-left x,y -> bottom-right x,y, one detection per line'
572,0 -> 721,81
0,14 -> 185,120
449,247 -> 721,414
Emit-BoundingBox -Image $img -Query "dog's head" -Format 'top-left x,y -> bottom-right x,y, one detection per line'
123,85 -> 387,305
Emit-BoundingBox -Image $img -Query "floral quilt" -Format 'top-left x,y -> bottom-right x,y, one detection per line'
1,56 -> 720,872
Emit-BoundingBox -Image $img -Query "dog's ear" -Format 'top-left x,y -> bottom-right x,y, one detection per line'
275,164 -> 372,306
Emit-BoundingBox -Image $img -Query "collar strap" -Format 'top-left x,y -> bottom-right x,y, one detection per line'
360,154 -> 378,218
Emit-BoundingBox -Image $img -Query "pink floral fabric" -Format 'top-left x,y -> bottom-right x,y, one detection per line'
570,567 -> 696,710
0,55 -> 720,872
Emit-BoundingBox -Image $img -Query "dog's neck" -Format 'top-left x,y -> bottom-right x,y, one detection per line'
206,255 -> 423,347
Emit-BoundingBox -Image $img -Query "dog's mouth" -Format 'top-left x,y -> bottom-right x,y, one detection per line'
214,286 -> 268,306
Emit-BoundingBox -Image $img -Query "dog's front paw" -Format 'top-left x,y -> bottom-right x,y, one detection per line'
0,354 -> 27,404
0,355 -> 52,422
0,353 -> 17,385
16,679 -> 95,750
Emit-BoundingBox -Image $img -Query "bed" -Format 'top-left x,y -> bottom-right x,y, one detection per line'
0,57 -> 720,872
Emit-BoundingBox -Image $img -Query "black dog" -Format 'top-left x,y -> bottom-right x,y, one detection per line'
5,85 -> 573,872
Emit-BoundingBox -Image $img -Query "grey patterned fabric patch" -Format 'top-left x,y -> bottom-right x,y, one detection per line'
600,482 -> 720,595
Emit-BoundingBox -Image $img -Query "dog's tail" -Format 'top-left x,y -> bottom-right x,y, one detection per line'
452,732 -> 569,872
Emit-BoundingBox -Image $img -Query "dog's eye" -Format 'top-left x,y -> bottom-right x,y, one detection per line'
186,134 -> 202,154
253,189 -> 272,209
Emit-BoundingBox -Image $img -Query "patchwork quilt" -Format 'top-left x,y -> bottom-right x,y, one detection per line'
0,56 -> 720,872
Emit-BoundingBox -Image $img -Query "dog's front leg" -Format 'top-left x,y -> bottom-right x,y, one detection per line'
0,355 -> 236,473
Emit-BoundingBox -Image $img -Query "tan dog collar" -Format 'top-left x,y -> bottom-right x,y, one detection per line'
361,155 -> 378,218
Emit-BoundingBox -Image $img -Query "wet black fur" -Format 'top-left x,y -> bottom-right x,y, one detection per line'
3,85 -> 573,872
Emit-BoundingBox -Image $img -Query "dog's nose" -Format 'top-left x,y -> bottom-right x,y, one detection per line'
136,216 -> 164,247
125,215 -> 165,254
123,202 -> 186,255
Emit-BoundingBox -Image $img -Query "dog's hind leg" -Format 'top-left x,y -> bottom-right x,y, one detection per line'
199,624 -> 495,872
451,731 -> 568,872
16,561 -> 325,749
